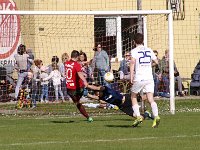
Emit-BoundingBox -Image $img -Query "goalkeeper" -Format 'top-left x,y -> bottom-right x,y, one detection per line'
86,84 -> 153,121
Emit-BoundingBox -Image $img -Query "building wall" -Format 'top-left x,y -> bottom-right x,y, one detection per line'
14,0 -> 200,78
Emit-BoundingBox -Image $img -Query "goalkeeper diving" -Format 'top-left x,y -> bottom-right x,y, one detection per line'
86,84 -> 154,123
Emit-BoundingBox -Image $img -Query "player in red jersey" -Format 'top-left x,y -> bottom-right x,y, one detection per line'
65,50 -> 93,122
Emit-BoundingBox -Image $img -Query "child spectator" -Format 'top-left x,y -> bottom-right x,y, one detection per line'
47,56 -> 60,101
43,63 -> 64,102
40,66 -> 49,103
31,59 -> 43,108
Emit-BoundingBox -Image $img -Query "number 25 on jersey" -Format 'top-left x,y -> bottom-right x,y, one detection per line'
138,51 -> 151,64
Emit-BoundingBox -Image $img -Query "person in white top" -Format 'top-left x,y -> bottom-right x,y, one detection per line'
40,66 -> 49,103
31,59 -> 43,108
43,63 -> 64,102
130,33 -> 160,128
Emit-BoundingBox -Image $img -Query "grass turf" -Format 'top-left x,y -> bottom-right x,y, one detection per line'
0,112 -> 200,150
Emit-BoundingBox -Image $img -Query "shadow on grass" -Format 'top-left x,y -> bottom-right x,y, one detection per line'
50,120 -> 75,124
112,118 -> 132,121
105,124 -> 136,128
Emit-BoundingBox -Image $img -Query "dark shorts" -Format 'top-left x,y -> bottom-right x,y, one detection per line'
120,94 -> 133,117
67,88 -> 84,103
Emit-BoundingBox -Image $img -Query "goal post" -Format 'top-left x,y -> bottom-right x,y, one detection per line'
0,10 -> 175,114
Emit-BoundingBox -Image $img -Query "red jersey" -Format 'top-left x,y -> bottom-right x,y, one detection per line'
65,60 -> 84,89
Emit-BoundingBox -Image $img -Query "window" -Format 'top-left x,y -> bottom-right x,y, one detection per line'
94,17 -> 138,57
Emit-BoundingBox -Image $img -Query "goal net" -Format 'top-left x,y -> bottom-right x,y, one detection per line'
0,10 -> 176,116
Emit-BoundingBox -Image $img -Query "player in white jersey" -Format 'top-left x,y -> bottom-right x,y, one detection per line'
130,33 -> 160,128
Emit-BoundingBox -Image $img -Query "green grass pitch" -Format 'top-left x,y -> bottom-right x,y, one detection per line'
0,111 -> 200,150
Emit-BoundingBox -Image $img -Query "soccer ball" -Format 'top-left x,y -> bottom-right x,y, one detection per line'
104,72 -> 114,82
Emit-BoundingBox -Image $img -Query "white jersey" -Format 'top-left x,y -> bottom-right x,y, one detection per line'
43,70 -> 62,86
131,45 -> 156,81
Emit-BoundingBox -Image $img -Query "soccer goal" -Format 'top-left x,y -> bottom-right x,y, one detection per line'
0,10 -> 175,115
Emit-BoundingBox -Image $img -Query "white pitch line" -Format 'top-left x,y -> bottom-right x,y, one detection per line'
0,134 -> 200,147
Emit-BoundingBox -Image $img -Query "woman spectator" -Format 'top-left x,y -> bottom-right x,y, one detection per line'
92,44 -> 110,86
60,53 -> 70,101
79,51 -> 93,96
79,51 -> 88,78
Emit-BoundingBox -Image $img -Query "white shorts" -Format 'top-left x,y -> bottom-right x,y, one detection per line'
131,80 -> 154,93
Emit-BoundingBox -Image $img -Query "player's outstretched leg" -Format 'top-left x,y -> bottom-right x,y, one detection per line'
143,110 -> 154,120
152,116 -> 160,128
76,103 -> 93,123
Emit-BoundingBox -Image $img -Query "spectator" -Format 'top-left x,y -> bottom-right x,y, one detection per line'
26,48 -> 34,71
79,51 -> 90,96
31,59 -> 43,108
40,66 -> 49,103
47,56 -> 60,101
160,50 -> 184,97
48,56 -> 60,73
14,44 -> 31,101
60,53 -> 69,78
92,44 -> 110,86
79,50 -> 88,78
65,50 -> 93,122
152,50 -> 162,97
43,63 -> 64,102
87,59 -> 94,83
60,53 -> 70,101
119,51 -> 131,80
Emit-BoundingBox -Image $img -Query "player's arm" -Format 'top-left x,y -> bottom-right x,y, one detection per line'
77,71 -> 88,87
103,51 -> 110,71
87,93 -> 99,100
130,57 -> 135,84
43,72 -> 53,81
87,84 -> 101,90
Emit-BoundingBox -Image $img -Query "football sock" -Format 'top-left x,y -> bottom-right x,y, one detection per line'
77,103 -> 89,118
151,102 -> 158,117
132,104 -> 140,117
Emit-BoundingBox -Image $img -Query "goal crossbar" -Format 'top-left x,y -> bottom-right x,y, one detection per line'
0,10 -> 172,15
